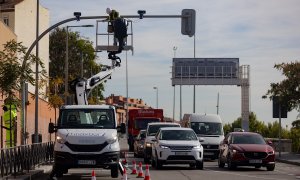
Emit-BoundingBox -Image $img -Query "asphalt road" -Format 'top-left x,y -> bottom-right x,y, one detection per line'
37,160 -> 300,180
35,136 -> 300,180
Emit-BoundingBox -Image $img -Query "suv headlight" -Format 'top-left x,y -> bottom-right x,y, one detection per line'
56,136 -> 66,144
159,145 -> 169,149
268,150 -> 275,155
146,143 -> 152,147
193,145 -> 201,149
107,136 -> 118,144
232,149 -> 241,154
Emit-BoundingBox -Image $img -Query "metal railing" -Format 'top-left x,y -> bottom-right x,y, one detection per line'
0,142 -> 54,178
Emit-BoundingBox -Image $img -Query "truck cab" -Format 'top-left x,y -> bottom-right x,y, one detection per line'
48,105 -> 125,178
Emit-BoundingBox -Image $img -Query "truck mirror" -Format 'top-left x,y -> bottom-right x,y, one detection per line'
48,122 -> 57,133
118,123 -> 126,134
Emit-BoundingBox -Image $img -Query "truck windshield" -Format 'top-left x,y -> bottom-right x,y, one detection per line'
58,109 -> 115,129
147,124 -> 180,136
191,122 -> 223,136
134,118 -> 160,130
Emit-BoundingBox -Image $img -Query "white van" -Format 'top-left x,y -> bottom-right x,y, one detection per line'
181,113 -> 224,160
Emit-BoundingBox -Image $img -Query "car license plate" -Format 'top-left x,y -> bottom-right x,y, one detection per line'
78,160 -> 96,165
175,152 -> 188,155
249,159 -> 262,164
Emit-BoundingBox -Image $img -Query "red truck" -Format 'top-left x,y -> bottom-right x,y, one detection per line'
127,109 -> 164,151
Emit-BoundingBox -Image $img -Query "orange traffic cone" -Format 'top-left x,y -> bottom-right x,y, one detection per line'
136,162 -> 144,178
144,164 -> 151,180
131,160 -> 137,174
91,169 -> 96,180
121,168 -> 127,180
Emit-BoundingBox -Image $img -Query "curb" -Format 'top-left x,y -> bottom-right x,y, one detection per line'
4,170 -> 43,180
276,159 -> 300,166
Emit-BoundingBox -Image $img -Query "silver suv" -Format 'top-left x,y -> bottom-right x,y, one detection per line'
144,122 -> 180,163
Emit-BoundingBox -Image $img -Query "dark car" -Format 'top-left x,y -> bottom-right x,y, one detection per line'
218,131 -> 275,171
133,130 -> 146,157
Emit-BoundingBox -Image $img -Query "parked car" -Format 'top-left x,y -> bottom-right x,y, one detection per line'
218,131 -> 275,171
144,122 -> 181,163
133,129 -> 146,157
151,127 -> 204,169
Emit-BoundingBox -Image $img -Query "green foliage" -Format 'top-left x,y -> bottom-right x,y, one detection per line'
0,40 -> 47,106
264,61 -> 300,111
224,112 -> 290,137
49,28 -> 105,105
291,119 -> 300,152
223,123 -> 232,135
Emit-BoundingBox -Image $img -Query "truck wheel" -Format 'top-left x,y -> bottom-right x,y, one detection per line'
111,163 -> 119,178
129,144 -> 134,152
144,157 -> 150,164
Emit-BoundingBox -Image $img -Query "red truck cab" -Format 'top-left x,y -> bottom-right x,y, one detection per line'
127,109 -> 163,151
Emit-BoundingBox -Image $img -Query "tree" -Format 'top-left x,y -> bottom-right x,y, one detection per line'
291,118 -> 300,152
49,28 -> 104,105
0,40 -> 47,106
263,61 -> 300,112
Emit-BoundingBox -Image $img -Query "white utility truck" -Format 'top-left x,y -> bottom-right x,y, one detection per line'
48,15 -> 128,178
48,105 -> 125,178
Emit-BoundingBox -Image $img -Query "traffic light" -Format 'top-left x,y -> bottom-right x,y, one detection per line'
181,9 -> 196,37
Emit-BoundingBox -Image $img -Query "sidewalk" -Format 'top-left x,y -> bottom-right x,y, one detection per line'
276,152 -> 300,166
3,163 -> 53,180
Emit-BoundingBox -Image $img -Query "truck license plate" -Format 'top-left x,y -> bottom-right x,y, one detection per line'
175,152 -> 188,155
249,159 -> 262,164
78,160 -> 96,165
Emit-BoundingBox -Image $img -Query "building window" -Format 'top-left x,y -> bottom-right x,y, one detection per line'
3,16 -> 9,26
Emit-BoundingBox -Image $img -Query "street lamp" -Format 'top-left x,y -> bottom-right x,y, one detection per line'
65,24 -> 94,104
153,87 -> 158,109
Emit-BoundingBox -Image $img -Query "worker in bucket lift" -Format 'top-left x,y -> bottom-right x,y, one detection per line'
106,7 -> 119,33
105,8 -> 128,67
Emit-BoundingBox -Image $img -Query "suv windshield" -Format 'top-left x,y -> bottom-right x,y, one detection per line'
232,134 -> 266,144
58,109 -> 115,129
191,122 -> 223,135
160,130 -> 198,141
147,124 -> 180,136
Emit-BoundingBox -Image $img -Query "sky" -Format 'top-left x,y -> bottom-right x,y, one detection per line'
41,0 -> 300,129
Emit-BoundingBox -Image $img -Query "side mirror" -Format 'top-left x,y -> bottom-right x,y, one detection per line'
267,140 -> 273,146
117,123 -> 126,134
223,139 -> 229,144
198,137 -> 204,142
48,123 -> 57,133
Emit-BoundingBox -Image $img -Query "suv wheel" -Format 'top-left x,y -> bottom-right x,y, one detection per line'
156,155 -> 162,169
266,164 -> 275,171
151,155 -> 156,168
110,163 -> 119,178
144,156 -> 150,164
218,158 -> 225,168
196,160 -> 203,170
227,156 -> 236,170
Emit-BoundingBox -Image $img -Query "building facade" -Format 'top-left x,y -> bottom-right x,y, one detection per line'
0,0 -> 55,147
105,94 -> 152,125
